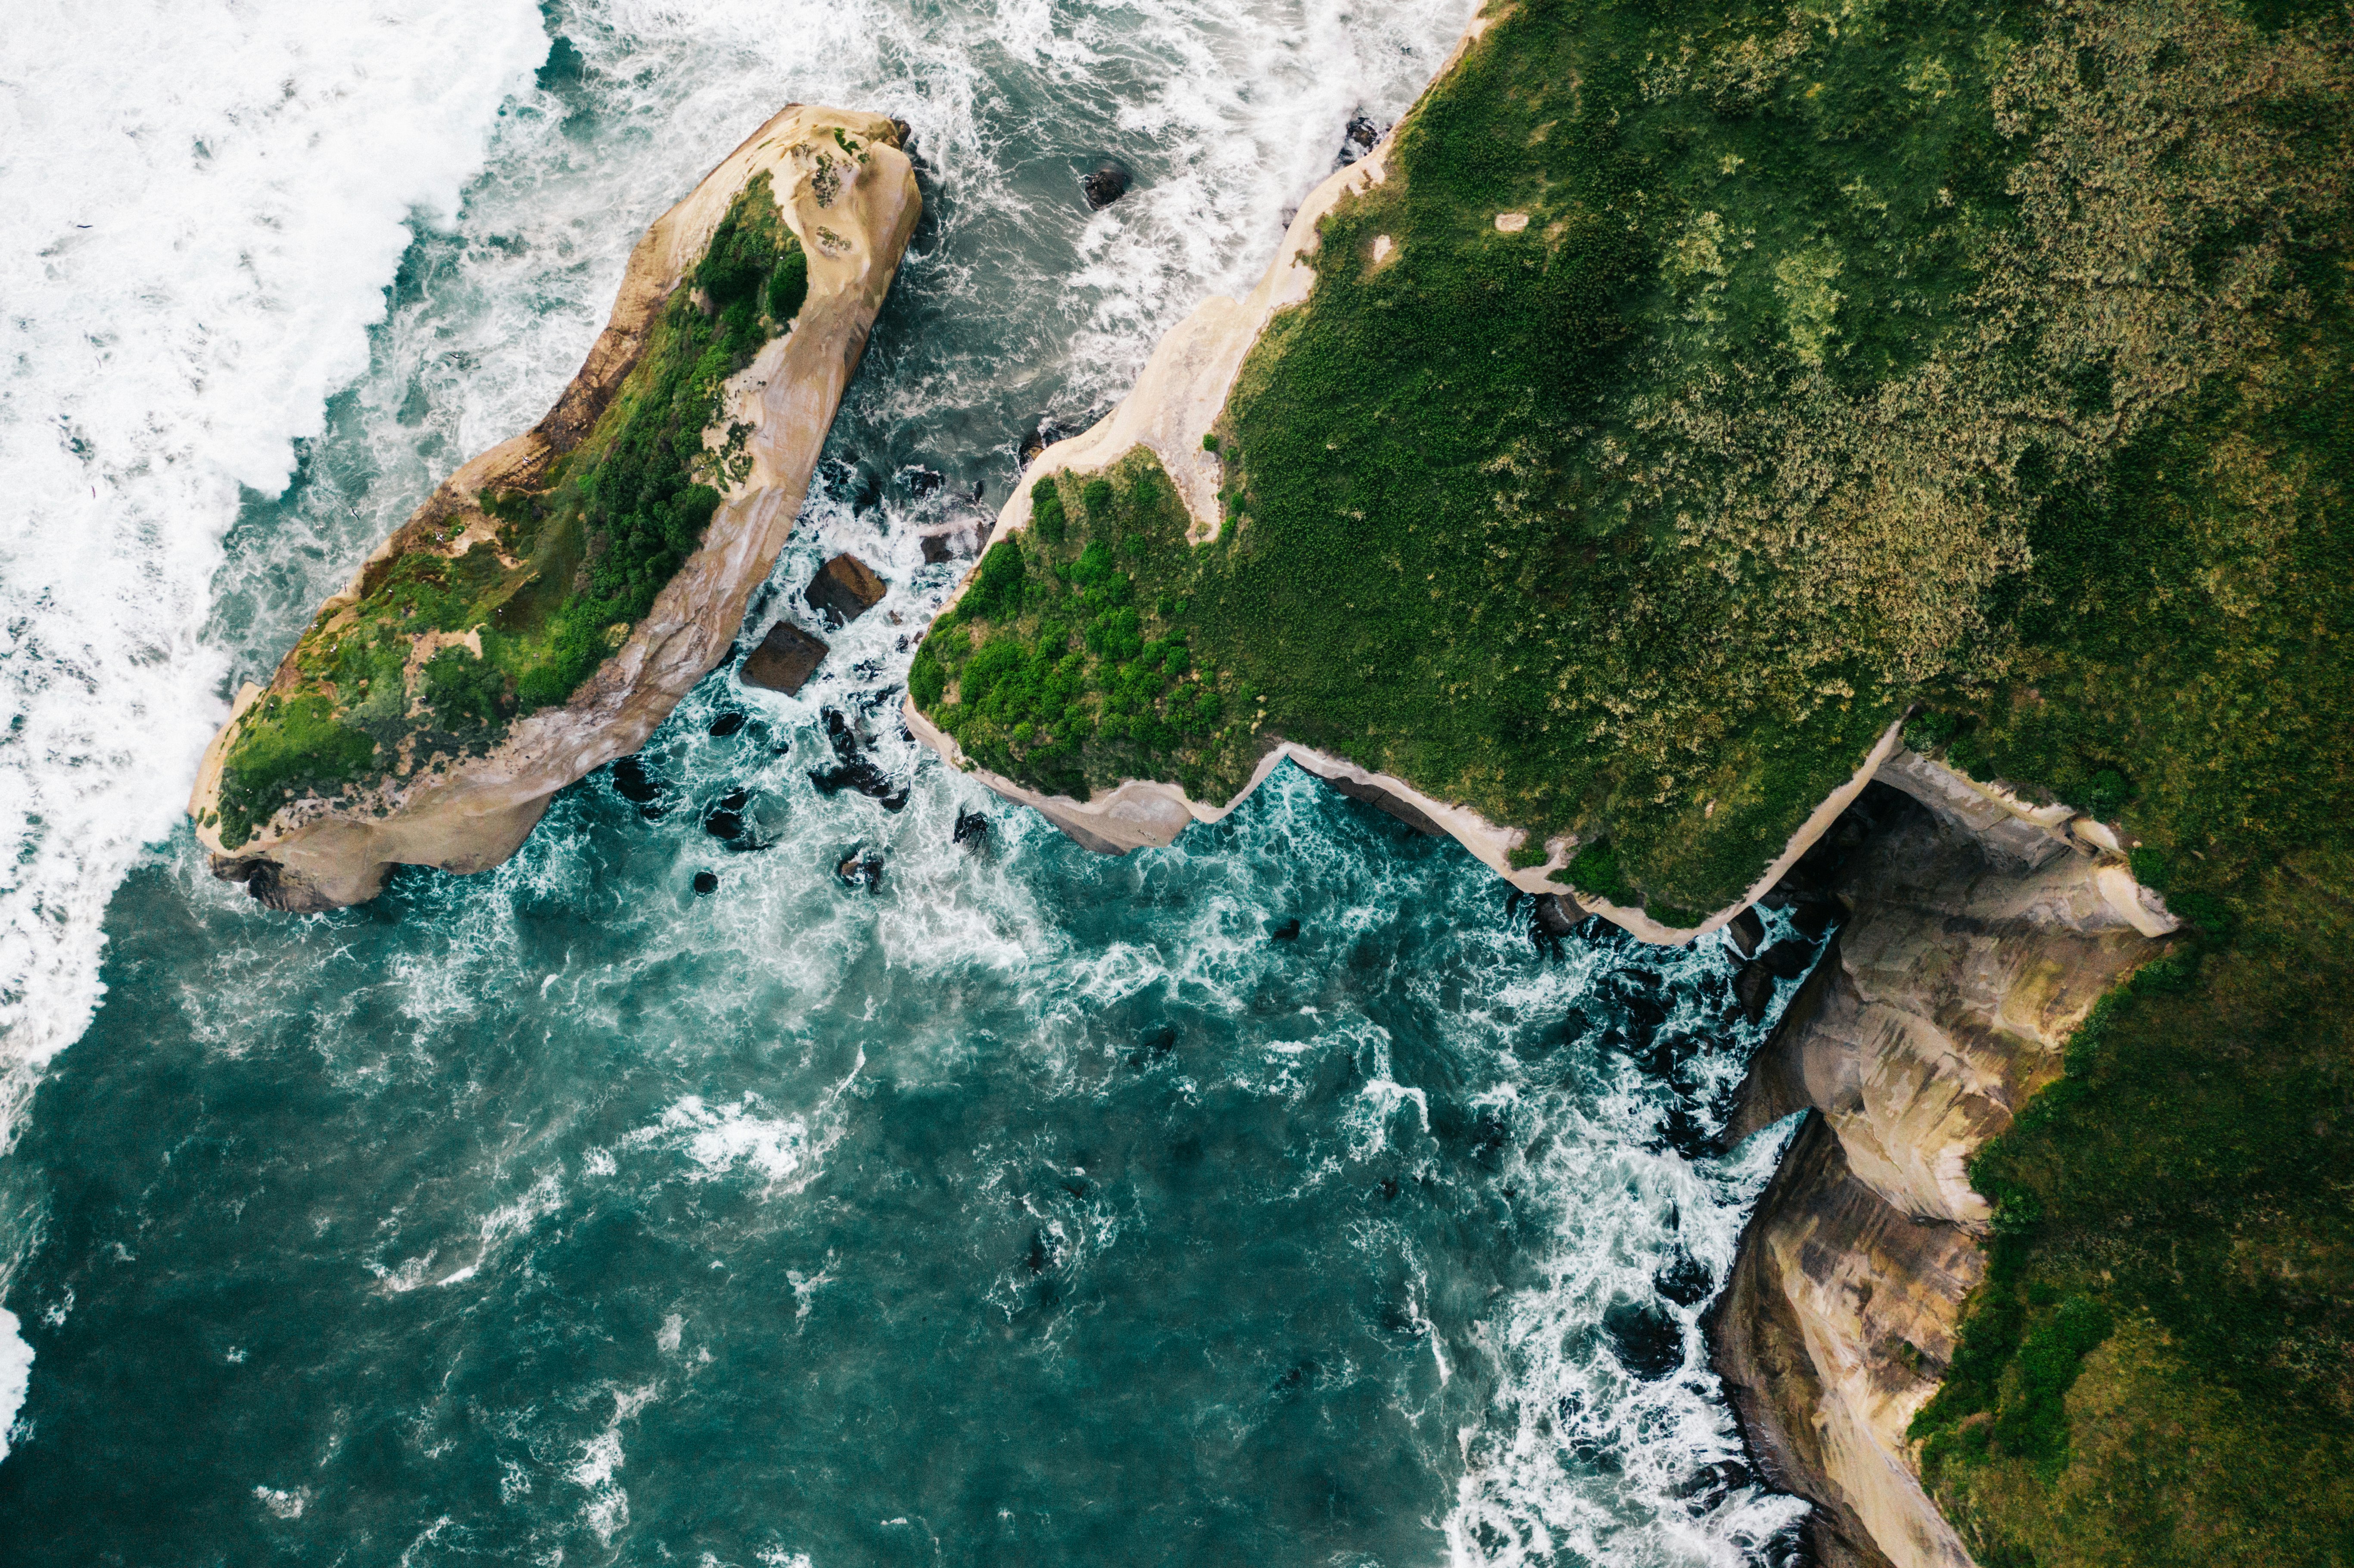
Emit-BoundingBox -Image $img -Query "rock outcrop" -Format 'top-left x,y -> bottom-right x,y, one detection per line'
740,620 -> 828,695
188,105 -> 919,910
1708,765 -> 2170,1568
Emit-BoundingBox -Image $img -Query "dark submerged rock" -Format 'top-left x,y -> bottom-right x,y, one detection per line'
805,553 -> 887,627
1270,916 -> 1302,942
809,707 -> 910,811
1602,1297 -> 1685,1381
834,846 -> 885,892
703,789 -> 750,842
691,870 -> 718,896
1654,1252 -> 1715,1307
708,710 -> 748,738
1126,1022 -> 1179,1069
1759,936 -> 1815,981
741,620 -> 828,695
611,754 -> 669,818
1733,959 -> 1777,1025
1079,159 -> 1131,209
952,806 -> 990,847
1672,1458 -> 1753,1511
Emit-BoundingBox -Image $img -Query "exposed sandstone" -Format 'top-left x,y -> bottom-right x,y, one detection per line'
740,620 -> 829,696
187,105 -> 920,910
1711,767 -> 2168,1568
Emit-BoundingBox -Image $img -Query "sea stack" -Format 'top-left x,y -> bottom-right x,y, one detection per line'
187,104 -> 921,911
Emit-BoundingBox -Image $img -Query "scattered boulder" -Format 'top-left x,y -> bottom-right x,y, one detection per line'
703,789 -> 749,841
1654,1252 -> 1715,1308
1533,893 -> 1582,938
1020,417 -> 1076,464
1339,114 -> 1385,165
835,846 -> 885,892
903,465 -> 944,497
809,707 -> 910,811
611,754 -> 669,818
1724,905 -> 1765,958
921,528 -> 975,565
1080,159 -> 1131,209
806,553 -> 886,626
1733,959 -> 1776,1025
741,620 -> 828,695
1602,1298 -> 1685,1381
1528,891 -> 1581,959
1759,936 -> 1815,981
1672,1459 -> 1753,1511
691,870 -> 718,896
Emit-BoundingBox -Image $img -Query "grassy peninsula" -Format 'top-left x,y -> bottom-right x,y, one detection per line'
920,0 -> 2351,921
916,0 -> 2354,1560
208,173 -> 814,850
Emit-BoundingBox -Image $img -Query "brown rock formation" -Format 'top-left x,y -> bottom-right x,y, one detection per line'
187,104 -> 920,910
806,552 -> 886,626
1709,777 -> 2166,1568
740,620 -> 828,695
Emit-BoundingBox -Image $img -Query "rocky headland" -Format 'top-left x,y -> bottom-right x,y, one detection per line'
897,0 -> 2354,1556
188,104 -> 919,911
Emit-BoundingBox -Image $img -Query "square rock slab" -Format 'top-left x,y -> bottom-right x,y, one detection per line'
806,553 -> 886,626
740,621 -> 828,695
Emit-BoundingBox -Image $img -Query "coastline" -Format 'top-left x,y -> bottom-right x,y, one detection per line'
187,103 -> 922,911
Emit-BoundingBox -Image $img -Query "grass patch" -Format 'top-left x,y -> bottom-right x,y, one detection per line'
988,0 -> 2348,924
913,456 -> 1261,803
1900,94 -> 2354,1558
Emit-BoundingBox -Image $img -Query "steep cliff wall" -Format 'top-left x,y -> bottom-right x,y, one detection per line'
1710,772 -> 2169,1568
188,104 -> 919,911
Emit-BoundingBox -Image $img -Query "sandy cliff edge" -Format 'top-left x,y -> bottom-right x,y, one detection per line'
189,104 -> 921,911
1708,762 -> 2171,1568
902,3 -> 1924,946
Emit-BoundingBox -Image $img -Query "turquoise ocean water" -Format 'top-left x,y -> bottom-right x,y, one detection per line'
0,1 -> 1814,1560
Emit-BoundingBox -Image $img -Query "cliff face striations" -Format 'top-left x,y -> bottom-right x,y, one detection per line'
189,105 -> 919,911
1710,770 -> 2167,1568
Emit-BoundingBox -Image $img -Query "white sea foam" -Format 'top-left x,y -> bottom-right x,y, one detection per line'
0,0 -> 548,1436
0,1306 -> 28,1461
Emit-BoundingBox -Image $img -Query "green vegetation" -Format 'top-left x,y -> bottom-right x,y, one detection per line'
916,0 -> 2349,923
213,170 -> 816,848
906,6 -> 2354,1558
913,458 -> 1258,803
1886,14 -> 2354,1549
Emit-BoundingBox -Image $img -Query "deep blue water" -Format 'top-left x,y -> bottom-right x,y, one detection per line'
0,0 -> 1812,1561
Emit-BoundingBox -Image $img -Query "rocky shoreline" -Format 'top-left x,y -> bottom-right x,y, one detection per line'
187,103 -> 920,911
1708,754 -> 2172,1568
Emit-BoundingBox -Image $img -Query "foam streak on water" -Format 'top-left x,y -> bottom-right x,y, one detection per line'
0,0 -> 548,1136
0,0 -> 1828,1559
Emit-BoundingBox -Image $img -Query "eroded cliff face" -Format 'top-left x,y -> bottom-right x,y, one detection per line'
1709,766 -> 2169,1568
188,104 -> 919,911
